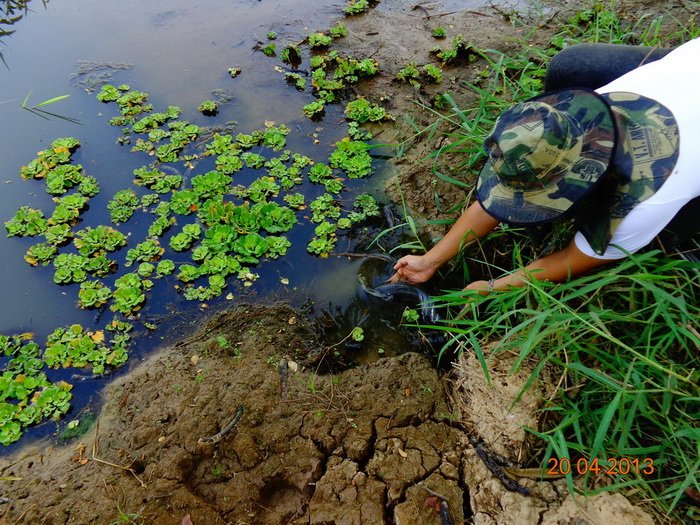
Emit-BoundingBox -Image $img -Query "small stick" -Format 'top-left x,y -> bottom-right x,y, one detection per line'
198,404 -> 245,445
90,420 -> 147,488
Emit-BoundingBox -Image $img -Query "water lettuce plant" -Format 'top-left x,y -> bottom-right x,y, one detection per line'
344,0 -> 379,16
44,164 -> 85,195
44,324 -> 127,374
108,189 -> 139,224
49,194 -> 89,226
344,97 -> 391,123
74,225 -> 126,256
19,137 -> 80,180
24,242 -> 58,266
303,100 -> 325,119
328,139 -> 373,178
111,273 -> 150,314
78,280 -> 112,309
5,206 -> 47,237
308,32 -> 332,48
197,100 -> 218,116
125,239 -> 164,267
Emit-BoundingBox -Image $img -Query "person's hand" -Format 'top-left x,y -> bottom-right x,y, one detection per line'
388,255 -> 437,284
463,279 -> 494,296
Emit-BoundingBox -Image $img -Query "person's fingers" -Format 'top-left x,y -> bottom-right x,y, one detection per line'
388,268 -> 404,283
393,258 -> 407,271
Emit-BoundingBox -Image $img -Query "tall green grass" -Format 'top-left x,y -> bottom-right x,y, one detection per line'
434,251 -> 699,518
395,2 -> 700,520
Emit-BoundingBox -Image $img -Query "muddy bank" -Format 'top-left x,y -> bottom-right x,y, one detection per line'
1,305 -> 656,524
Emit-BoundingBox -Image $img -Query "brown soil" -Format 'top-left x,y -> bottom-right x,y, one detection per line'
0,306 -> 657,525
1,1 -> 693,524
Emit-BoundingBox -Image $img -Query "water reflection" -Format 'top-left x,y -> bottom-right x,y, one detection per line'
0,0 -> 45,65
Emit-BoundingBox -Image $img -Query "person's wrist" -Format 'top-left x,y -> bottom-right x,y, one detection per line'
422,250 -> 444,272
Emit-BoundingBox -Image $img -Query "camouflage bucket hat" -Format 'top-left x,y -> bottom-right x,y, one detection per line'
476,89 -> 618,224
477,88 -> 680,229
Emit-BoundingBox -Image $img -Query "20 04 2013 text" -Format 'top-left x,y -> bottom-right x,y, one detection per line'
547,457 -> 655,476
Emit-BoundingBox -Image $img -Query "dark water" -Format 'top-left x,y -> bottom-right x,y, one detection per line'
0,0 -> 445,450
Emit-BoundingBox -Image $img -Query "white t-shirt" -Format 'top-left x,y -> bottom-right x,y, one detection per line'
574,37 -> 700,259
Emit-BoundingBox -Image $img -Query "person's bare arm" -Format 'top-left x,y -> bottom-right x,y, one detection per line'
466,238 -> 614,292
390,201 -> 500,284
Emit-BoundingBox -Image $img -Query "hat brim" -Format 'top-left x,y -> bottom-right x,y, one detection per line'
476,88 -> 617,225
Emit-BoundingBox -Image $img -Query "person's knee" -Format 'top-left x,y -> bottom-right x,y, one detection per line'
545,44 -> 600,91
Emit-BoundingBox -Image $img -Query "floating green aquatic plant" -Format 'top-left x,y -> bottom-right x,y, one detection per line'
328,139 -> 373,178
5,206 -> 47,237
308,32 -> 332,48
285,72 -> 307,91
107,189 -> 139,224
344,97 -> 391,123
423,64 -> 443,83
329,22 -> 349,39
396,63 -> 421,87
24,242 -> 57,266
156,259 -> 176,277
74,225 -> 126,256
344,0 -> 379,16
309,193 -> 341,223
44,324 -> 127,373
303,100 -> 326,119
49,194 -> 89,226
262,43 -> 276,57
169,223 -> 202,251
44,224 -> 73,246
111,272 -> 150,314
197,100 -> 218,116
78,280 -> 112,309
3,51 -> 389,444
124,239 -> 164,267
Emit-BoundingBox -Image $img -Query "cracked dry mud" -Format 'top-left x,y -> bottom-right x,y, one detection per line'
1,305 -> 656,524
1,306 -> 467,524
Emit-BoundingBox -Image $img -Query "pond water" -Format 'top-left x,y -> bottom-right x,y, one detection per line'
1,0 -> 460,450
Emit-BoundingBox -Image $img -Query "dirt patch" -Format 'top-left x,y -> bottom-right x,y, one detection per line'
1,305 -> 464,524
1,305 -> 656,525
